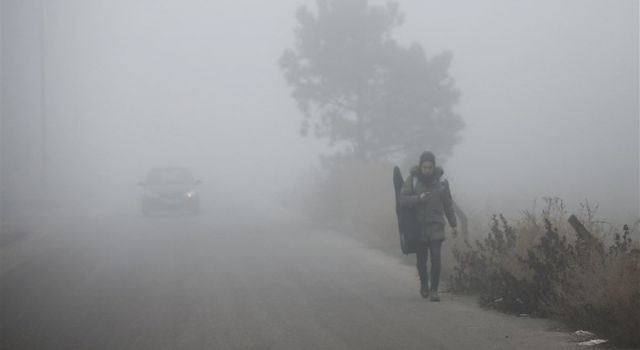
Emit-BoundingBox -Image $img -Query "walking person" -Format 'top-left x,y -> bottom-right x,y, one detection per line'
399,151 -> 458,301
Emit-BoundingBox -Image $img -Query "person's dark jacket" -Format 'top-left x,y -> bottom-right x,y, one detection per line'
399,166 -> 457,242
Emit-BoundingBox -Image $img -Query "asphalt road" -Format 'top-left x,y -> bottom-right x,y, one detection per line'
1,214 -> 579,349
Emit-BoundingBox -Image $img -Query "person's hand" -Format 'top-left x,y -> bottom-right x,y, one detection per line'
419,192 -> 430,201
451,226 -> 458,238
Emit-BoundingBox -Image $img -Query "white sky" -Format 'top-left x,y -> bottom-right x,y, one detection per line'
4,0 -> 638,221
396,0 -> 639,220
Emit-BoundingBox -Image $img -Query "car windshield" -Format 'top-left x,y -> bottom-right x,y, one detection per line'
146,168 -> 194,185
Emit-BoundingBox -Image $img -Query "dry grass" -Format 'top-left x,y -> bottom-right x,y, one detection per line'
555,252 -> 640,347
449,198 -> 640,347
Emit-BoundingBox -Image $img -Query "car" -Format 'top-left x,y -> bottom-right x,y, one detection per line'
138,166 -> 202,216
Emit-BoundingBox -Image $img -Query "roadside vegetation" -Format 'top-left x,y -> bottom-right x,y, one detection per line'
449,198 -> 640,347
289,163 -> 640,347
291,160 -> 409,257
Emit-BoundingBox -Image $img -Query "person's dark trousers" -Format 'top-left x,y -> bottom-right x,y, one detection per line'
416,239 -> 443,291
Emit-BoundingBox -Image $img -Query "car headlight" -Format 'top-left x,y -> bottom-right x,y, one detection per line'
184,190 -> 196,198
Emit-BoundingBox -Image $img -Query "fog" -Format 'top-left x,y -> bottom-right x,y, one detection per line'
1,0 -> 638,225
1,2 -> 639,348
397,1 -> 639,222
2,0 -> 327,223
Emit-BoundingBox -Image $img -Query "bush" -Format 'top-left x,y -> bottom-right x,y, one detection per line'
450,199 -> 640,347
450,214 -> 535,314
290,160 -> 402,253
552,224 -> 640,347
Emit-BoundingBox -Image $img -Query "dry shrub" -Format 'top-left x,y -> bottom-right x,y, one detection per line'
294,160 -> 399,252
450,198 -> 640,347
551,225 -> 640,347
450,214 -> 535,313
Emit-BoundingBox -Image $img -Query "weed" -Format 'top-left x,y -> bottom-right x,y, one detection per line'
450,202 -> 640,346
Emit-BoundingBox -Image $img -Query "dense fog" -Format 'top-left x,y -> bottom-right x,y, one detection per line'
1,0 -> 638,226
1,2 -> 639,349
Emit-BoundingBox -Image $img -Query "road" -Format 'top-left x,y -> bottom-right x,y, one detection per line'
1,213 -> 578,349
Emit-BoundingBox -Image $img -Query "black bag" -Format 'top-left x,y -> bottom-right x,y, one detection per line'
393,166 -> 419,254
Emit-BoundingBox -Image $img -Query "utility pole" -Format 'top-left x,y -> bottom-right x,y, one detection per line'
0,1 -> 4,228
39,0 -> 47,203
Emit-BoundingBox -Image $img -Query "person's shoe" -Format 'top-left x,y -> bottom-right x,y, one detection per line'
420,284 -> 430,299
429,290 -> 440,302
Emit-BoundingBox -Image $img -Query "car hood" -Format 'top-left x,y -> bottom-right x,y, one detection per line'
144,184 -> 195,195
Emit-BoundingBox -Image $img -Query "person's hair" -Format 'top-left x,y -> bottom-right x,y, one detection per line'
419,151 -> 436,166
